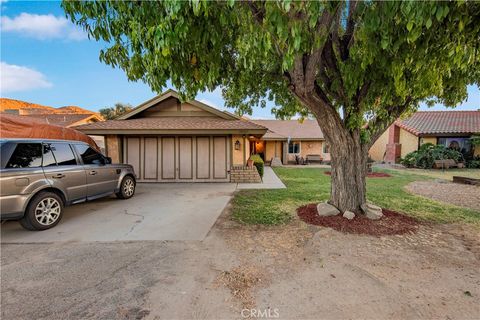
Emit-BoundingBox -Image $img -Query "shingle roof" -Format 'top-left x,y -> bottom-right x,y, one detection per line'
20,114 -> 99,127
251,119 -> 324,140
397,111 -> 480,136
75,117 -> 266,131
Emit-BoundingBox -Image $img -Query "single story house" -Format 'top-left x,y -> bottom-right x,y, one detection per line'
75,90 -> 267,182
370,111 -> 480,163
76,90 -> 332,183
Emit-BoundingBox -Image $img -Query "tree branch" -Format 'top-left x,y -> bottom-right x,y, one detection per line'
341,0 -> 358,59
246,1 -> 265,24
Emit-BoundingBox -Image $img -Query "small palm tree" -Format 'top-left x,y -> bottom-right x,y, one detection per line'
99,103 -> 133,120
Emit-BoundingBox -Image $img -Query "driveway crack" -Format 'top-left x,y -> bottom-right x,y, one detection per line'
124,209 -> 145,236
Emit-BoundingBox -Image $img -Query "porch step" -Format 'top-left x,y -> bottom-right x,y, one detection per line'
230,166 -> 262,183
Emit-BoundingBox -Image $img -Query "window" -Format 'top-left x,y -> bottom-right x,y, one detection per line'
288,142 -> 300,154
75,144 -> 104,165
323,143 -> 330,153
5,143 -> 42,168
42,144 -> 57,167
437,137 -> 472,154
51,143 -> 77,166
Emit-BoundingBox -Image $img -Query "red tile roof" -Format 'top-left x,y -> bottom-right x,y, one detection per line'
75,117 -> 266,131
251,119 -> 324,140
397,111 -> 480,136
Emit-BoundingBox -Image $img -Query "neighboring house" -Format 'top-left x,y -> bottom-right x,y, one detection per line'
251,119 -> 330,164
0,98 -> 104,151
370,111 -> 480,163
75,90 -> 267,182
19,113 -> 103,128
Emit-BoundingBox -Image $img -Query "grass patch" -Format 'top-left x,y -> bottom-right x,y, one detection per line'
392,168 -> 480,180
231,167 -> 480,226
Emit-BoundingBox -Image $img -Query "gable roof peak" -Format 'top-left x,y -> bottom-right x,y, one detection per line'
117,89 -> 239,120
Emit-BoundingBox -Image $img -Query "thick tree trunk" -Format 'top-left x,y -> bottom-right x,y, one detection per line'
327,133 -> 369,213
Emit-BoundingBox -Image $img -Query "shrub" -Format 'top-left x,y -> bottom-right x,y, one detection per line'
400,143 -> 463,169
467,156 -> 480,168
400,152 -> 417,168
249,154 -> 264,177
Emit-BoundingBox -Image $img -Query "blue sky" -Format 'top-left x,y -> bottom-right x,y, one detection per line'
1,1 -> 479,118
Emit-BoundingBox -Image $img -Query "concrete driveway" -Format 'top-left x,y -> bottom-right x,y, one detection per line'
1,183 -> 236,242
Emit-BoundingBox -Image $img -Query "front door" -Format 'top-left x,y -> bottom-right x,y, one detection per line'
73,144 -> 119,199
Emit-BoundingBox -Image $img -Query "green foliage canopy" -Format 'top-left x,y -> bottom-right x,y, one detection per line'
63,0 -> 480,145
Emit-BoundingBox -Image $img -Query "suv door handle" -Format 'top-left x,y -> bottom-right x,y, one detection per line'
52,173 -> 65,179
89,170 -> 98,175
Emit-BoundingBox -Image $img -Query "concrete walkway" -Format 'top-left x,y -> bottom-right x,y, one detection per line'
236,166 -> 286,190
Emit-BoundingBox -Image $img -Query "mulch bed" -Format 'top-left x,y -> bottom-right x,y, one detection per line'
297,204 -> 419,236
324,171 -> 391,178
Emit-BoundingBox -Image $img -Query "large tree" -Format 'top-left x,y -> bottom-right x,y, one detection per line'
63,0 -> 480,213
99,103 -> 133,120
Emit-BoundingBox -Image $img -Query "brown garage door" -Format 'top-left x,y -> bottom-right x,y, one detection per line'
124,136 -> 230,182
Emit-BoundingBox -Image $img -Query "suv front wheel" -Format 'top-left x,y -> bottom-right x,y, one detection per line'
116,176 -> 136,199
20,191 -> 64,231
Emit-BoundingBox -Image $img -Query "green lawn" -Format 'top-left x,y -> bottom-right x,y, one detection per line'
231,167 -> 480,226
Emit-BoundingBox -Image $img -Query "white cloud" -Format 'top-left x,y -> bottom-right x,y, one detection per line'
1,13 -> 86,40
0,62 -> 52,93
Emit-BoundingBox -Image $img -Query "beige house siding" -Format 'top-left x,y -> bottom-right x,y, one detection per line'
400,129 -> 419,158
300,141 -> 323,158
420,136 -> 437,145
285,140 -> 325,162
369,130 -> 389,162
264,141 -> 282,162
231,135 -> 250,166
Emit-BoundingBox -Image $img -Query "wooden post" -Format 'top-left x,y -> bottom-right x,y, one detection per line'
243,135 -> 246,167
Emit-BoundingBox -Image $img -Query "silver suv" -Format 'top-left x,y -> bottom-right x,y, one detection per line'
0,139 -> 136,230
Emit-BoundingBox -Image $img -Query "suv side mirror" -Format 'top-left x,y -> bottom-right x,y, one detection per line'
104,157 -> 112,164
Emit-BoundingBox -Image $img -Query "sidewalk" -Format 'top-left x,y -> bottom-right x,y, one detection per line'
236,166 -> 286,189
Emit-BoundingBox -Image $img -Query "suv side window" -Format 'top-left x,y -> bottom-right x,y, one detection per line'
42,144 -> 57,167
75,144 -> 104,165
5,143 -> 43,168
50,143 -> 77,166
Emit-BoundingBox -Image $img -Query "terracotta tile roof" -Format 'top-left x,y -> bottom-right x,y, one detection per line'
251,119 -> 324,140
397,111 -> 480,136
75,117 -> 266,131
20,114 -> 98,127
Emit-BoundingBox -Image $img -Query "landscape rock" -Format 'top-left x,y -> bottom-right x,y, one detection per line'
361,203 -> 383,220
316,202 -> 340,217
342,211 -> 355,220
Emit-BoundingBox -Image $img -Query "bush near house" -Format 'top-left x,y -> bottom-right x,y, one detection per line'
250,154 -> 264,178
401,143 -> 463,169
467,156 -> 480,169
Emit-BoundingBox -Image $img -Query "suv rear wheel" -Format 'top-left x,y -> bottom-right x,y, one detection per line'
20,191 -> 64,231
116,176 -> 136,199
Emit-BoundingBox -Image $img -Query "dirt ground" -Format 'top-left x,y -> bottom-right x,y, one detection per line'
2,206 -> 480,320
405,180 -> 480,211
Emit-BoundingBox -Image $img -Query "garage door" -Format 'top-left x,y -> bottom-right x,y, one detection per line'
123,136 -> 230,182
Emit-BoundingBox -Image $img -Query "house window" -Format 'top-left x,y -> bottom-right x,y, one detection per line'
437,137 -> 472,154
323,143 -> 330,153
288,142 -> 300,154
